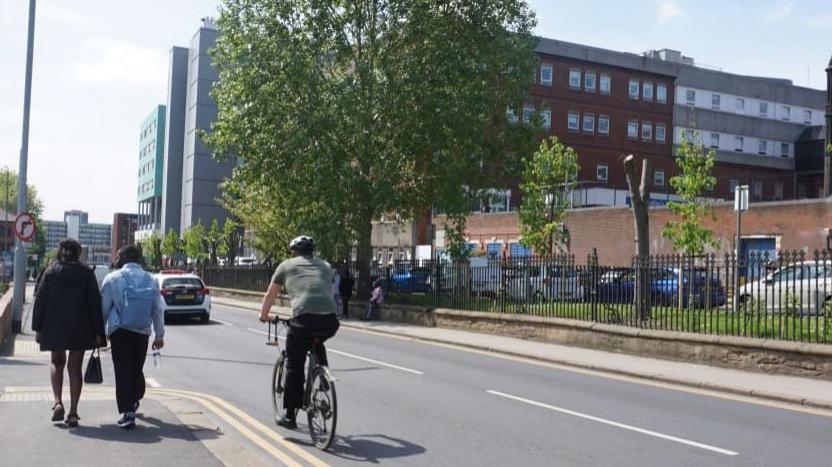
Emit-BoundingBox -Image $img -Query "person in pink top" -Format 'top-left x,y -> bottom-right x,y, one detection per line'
362,280 -> 384,321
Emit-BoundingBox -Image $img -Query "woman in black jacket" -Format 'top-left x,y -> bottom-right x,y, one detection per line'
32,239 -> 104,427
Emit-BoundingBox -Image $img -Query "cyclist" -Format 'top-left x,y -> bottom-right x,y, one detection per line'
259,235 -> 340,429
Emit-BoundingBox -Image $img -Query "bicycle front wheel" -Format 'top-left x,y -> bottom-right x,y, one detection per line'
271,354 -> 287,424
306,366 -> 337,450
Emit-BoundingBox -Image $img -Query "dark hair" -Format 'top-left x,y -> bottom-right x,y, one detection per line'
114,244 -> 143,269
57,239 -> 82,263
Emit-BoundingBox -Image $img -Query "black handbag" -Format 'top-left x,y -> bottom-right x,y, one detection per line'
84,348 -> 103,384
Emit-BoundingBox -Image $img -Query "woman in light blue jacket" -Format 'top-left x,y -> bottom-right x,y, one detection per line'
101,245 -> 164,429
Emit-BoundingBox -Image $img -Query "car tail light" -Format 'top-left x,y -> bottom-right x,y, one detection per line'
161,289 -> 172,296
198,288 -> 210,296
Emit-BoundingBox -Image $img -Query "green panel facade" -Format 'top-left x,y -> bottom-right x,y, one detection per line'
137,105 -> 166,203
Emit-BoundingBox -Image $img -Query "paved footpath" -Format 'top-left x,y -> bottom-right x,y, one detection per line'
215,295 -> 832,411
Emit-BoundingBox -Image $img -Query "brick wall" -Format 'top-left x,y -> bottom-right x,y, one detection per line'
449,198 -> 832,266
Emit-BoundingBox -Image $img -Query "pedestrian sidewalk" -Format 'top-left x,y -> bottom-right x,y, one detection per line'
215,295 -> 832,411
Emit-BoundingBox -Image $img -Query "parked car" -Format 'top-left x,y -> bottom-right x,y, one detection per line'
505,264 -> 584,303
470,257 -> 502,297
389,268 -> 433,293
154,271 -> 212,323
597,267 -> 726,308
737,261 -> 832,315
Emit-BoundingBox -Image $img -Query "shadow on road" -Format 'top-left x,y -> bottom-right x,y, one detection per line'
0,358 -> 45,366
68,415 -> 222,445
286,433 -> 426,463
163,354 -> 273,368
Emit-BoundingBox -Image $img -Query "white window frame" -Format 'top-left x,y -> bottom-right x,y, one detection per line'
656,84 -> 667,104
686,89 -> 696,105
567,111 -> 580,131
599,74 -> 611,95
627,119 -> 639,139
583,113 -> 595,134
584,71 -> 597,91
729,179 -> 739,194
735,136 -> 744,152
654,170 -> 665,187
759,101 -> 769,117
782,106 -> 790,121
522,103 -> 535,123
752,180 -> 763,200
758,139 -> 768,155
641,121 -> 652,142
736,98 -> 745,113
540,64 -> 553,86
541,108 -> 552,130
596,164 -> 609,182
710,132 -> 720,149
655,124 -> 666,143
780,142 -> 789,158
506,106 -> 518,124
804,109 -> 812,125
598,115 -> 610,135
643,81 -> 654,101
711,93 -> 721,110
569,69 -> 581,89
629,79 -> 640,100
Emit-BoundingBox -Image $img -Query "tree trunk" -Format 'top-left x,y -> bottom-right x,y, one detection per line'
624,155 -> 652,322
356,211 -> 374,301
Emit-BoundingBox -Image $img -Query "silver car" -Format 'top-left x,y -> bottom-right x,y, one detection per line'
737,261 -> 832,315
154,272 -> 212,323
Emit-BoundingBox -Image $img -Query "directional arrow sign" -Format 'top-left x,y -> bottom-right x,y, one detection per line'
14,212 -> 36,243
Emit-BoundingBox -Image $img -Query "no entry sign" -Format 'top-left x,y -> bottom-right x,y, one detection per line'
14,212 -> 36,242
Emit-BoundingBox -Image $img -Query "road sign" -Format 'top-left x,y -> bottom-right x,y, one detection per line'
14,212 -> 36,242
734,185 -> 749,212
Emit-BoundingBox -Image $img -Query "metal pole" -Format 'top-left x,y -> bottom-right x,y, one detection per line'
733,207 -> 742,314
12,0 -> 36,333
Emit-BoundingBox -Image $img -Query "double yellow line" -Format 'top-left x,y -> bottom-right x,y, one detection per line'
3,386 -> 328,467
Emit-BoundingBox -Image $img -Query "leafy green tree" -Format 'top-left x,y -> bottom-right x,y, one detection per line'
218,218 -> 241,265
662,131 -> 718,256
141,231 -> 163,268
161,229 -> 184,265
183,220 -> 209,263
0,169 -> 46,263
208,0 -> 539,296
519,137 -> 579,255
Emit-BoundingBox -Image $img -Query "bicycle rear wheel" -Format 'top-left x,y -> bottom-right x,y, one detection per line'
271,354 -> 287,424
306,366 -> 337,450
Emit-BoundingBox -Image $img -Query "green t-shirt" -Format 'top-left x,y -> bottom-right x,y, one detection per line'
271,256 -> 337,317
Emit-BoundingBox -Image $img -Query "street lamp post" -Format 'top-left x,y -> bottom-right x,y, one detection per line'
12,0 -> 37,333
733,185 -> 749,314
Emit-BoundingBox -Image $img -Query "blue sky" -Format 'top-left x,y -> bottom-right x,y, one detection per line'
0,0 -> 829,223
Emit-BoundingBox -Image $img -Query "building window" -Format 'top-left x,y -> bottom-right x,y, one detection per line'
596,164 -> 608,182
642,121 -> 652,141
654,170 -> 665,187
627,119 -> 639,139
569,69 -> 581,89
506,107 -> 518,124
522,103 -> 535,123
600,74 -> 611,95
541,108 -> 552,130
584,71 -> 596,91
656,84 -> 667,104
598,115 -> 610,135
782,106 -> 790,121
567,111 -> 580,131
643,81 -> 654,101
686,89 -> 696,105
629,79 -> 640,99
736,98 -> 745,112
780,142 -> 789,158
752,180 -> 763,200
710,133 -> 719,149
711,94 -> 721,110
804,109 -> 812,125
655,124 -> 666,143
540,64 -> 553,86
774,182 -> 784,200
583,113 -> 595,134
758,139 -> 768,155
735,136 -> 744,152
729,179 -> 739,194
759,101 -> 768,117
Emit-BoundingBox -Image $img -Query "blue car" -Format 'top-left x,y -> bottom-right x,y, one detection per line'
389,268 -> 433,293
597,267 -> 726,308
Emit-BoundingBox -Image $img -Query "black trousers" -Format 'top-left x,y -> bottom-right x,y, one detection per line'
342,297 -> 351,318
284,313 -> 339,412
110,329 -> 149,414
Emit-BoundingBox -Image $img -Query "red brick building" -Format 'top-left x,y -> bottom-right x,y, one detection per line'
111,213 -> 138,259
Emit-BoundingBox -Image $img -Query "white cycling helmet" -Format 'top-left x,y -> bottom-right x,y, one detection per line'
289,235 -> 315,254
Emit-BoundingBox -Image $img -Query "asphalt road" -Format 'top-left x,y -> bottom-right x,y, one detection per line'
147,302 -> 832,466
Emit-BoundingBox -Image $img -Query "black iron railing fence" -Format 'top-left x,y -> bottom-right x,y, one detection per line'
200,250 -> 832,344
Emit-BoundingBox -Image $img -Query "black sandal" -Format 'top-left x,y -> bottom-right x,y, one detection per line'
65,413 -> 80,428
51,403 -> 65,422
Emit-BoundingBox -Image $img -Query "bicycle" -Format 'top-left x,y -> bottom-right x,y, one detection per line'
267,317 -> 338,450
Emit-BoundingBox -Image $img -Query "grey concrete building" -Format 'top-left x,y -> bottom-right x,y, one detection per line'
644,49 -> 825,201
44,211 -> 112,265
161,18 -> 234,235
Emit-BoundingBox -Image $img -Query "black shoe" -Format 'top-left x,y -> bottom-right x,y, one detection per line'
276,415 -> 297,429
117,412 -> 136,429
